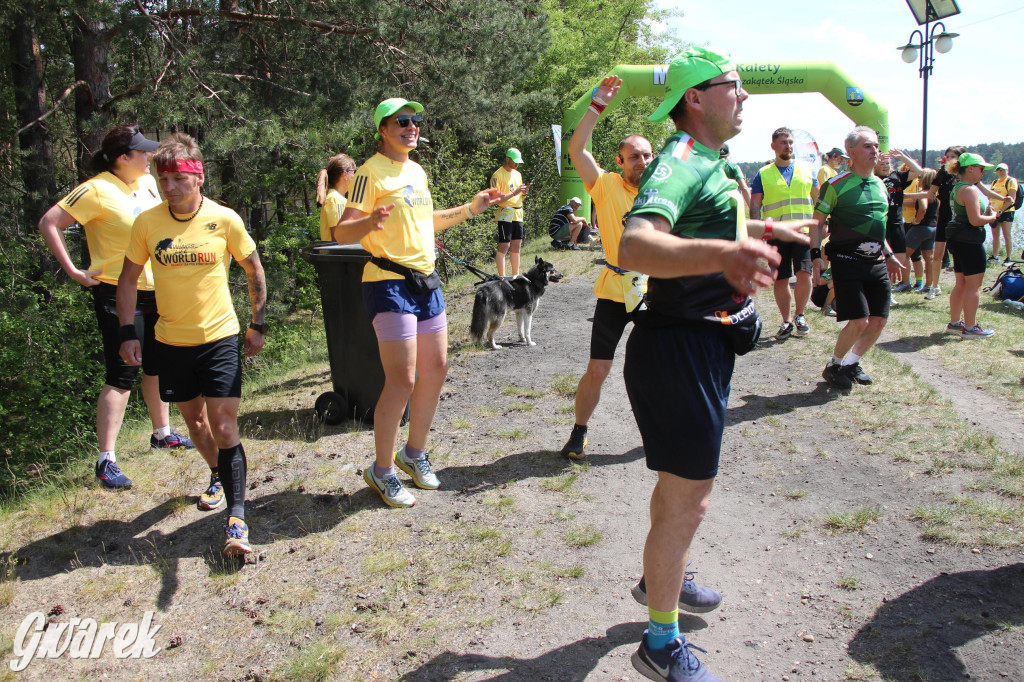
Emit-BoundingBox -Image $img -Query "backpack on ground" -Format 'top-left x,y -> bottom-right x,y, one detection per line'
987,263 -> 1024,300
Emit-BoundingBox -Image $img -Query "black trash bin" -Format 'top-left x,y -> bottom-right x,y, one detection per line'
302,243 -> 407,425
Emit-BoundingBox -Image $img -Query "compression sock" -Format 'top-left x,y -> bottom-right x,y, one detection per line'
841,352 -> 862,366
218,443 -> 247,520
403,444 -> 425,460
153,425 -> 171,440
646,607 -> 679,650
98,451 -> 115,464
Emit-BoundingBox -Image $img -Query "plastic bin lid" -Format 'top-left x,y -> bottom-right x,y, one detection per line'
302,242 -> 372,263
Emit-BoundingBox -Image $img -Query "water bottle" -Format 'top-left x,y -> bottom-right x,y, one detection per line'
1004,299 -> 1024,310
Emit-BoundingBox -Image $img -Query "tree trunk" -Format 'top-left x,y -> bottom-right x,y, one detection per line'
9,12 -> 58,237
71,8 -> 112,183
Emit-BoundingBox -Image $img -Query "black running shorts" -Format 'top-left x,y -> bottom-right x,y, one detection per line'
946,240 -> 986,277
769,239 -> 812,279
830,256 -> 890,322
156,335 -> 242,403
91,283 -> 159,389
496,221 -> 524,243
885,219 -> 907,254
589,297 -> 633,361
623,320 -> 734,481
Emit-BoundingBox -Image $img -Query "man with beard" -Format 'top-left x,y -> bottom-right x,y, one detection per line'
618,47 -> 812,681
750,127 -> 819,339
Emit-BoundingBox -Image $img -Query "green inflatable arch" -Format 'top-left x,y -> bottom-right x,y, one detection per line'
560,61 -> 889,219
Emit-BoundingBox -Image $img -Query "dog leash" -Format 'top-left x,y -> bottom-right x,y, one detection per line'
434,239 -> 507,286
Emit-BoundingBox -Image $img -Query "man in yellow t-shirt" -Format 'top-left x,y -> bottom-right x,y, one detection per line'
489,148 -> 529,276
117,133 -> 267,557
990,163 -> 1019,264
559,76 -> 653,461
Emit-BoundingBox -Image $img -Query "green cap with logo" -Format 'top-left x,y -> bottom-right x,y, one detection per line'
506,148 -> 524,164
374,98 -> 424,139
957,152 -> 993,171
649,46 -> 735,122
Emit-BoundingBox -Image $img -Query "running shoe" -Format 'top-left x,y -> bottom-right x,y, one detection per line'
1003,258 -> 1014,266
568,243 -> 582,251
945,320 -> 966,335
223,516 -> 252,556
821,304 -> 837,317
631,573 -> 723,614
925,287 -> 938,300
151,431 -> 194,449
841,362 -> 873,385
889,293 -> 899,306
395,449 -> 440,490
197,473 -> 224,511
793,314 -> 810,337
363,466 -> 416,507
822,361 -> 853,390
912,281 -> 926,292
962,325 -> 995,339
775,322 -> 794,340
987,255 -> 1000,263
892,282 -> 913,293
95,459 -> 132,490
560,426 -> 588,460
934,285 -> 942,295
632,633 -> 722,682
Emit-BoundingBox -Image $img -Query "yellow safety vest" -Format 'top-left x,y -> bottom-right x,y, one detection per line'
759,162 -> 815,220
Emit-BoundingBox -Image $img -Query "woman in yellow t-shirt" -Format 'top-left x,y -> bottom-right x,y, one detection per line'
37,125 -> 192,490
316,153 -> 356,241
335,98 -> 500,508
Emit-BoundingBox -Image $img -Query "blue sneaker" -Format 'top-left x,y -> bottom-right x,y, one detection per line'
95,459 -> 132,490
151,430 -> 194,449
892,282 -> 913,293
223,517 -> 252,556
632,633 -> 722,681
631,570 -> 723,614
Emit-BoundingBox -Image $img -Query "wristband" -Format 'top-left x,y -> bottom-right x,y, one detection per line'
118,325 -> 138,343
810,247 -> 822,261
761,217 -> 774,241
464,204 -> 475,219
588,92 -> 608,116
883,251 -> 894,260
249,321 -> 269,334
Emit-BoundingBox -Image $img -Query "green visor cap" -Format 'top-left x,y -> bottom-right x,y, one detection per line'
506,147 -> 524,164
374,98 -> 424,138
649,46 -> 735,122
957,152 -> 993,171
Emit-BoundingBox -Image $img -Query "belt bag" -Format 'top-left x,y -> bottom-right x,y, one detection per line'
945,220 -> 985,244
369,256 -> 441,295
636,304 -> 762,356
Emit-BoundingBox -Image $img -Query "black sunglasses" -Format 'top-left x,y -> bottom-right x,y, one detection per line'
394,114 -> 423,128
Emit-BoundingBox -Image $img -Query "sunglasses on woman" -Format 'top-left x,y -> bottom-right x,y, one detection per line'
394,114 -> 423,128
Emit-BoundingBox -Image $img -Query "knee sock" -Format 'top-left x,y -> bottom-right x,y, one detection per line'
404,444 -> 425,461
646,606 -> 679,650
218,444 -> 247,519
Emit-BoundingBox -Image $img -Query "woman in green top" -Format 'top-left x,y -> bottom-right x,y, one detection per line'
944,153 -> 1000,338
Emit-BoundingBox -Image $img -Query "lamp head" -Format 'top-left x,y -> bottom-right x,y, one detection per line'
899,44 -> 919,63
934,31 -> 958,53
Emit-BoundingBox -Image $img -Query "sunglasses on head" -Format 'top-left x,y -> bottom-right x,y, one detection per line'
394,114 -> 423,128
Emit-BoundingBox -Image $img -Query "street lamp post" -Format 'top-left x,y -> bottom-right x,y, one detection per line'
898,0 -> 961,167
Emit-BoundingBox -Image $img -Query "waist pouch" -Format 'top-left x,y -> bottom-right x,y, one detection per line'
369,256 -> 441,295
945,220 -> 985,244
635,301 -> 762,356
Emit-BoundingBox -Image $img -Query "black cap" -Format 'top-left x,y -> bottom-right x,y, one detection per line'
826,147 -> 849,160
128,131 -> 159,152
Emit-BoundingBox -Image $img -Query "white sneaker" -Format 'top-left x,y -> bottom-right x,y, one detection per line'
363,466 -> 417,507
395,449 -> 440,490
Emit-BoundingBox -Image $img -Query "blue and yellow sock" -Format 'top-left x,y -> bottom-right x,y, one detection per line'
646,607 -> 679,651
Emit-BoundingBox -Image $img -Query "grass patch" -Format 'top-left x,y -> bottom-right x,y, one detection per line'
0,553 -> 17,607
542,472 -> 578,492
512,588 -> 564,612
564,524 -> 602,547
844,662 -> 880,680
836,575 -> 861,590
824,506 -> 882,533
913,494 -> 1024,547
482,493 -> 516,511
275,642 -> 347,681
784,489 -> 808,500
363,550 -> 409,575
549,373 -> 579,397
508,402 -> 536,412
502,385 -> 545,398
497,429 -> 528,440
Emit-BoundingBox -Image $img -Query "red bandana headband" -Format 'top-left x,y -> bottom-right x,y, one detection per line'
156,159 -> 204,174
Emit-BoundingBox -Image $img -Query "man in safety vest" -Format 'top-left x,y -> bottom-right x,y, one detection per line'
750,127 -> 819,339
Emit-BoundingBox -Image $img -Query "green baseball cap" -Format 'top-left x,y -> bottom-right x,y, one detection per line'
374,98 -> 424,139
958,152 -> 993,171
506,147 -> 524,164
649,46 -> 735,123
